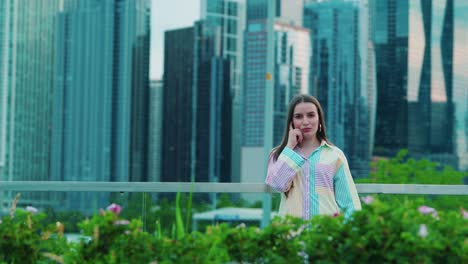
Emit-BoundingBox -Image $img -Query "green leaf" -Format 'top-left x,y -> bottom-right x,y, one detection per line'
175,192 -> 185,239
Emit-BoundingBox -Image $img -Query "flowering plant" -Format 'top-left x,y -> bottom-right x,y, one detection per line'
1,196 -> 466,263
62,202 -> 162,263
0,194 -> 69,263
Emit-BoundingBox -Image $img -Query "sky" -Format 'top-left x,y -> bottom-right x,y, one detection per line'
151,0 -> 200,80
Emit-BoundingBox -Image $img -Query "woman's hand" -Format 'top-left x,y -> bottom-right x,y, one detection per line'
287,123 -> 303,149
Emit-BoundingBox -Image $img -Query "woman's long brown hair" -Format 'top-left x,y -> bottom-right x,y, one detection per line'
271,94 -> 331,160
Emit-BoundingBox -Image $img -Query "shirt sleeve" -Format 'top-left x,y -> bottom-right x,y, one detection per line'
265,147 -> 305,192
333,155 -> 362,218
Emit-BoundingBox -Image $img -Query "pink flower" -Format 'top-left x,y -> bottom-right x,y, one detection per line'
418,205 -> 438,219
461,208 -> 468,220
332,212 -> 340,217
360,195 -> 374,205
106,203 -> 121,215
418,224 -> 428,238
26,206 -> 38,214
114,220 -> 130,225
418,205 -> 435,214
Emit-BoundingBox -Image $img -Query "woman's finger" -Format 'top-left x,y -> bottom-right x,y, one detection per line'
297,133 -> 303,144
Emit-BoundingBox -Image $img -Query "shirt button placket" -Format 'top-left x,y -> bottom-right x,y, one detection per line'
305,158 -> 310,218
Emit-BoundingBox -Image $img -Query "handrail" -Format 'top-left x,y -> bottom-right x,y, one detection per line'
0,181 -> 467,195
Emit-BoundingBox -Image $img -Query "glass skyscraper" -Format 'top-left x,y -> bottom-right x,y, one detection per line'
193,21 -> 232,185
161,20 -> 233,191
0,0 -> 63,210
52,1 -> 115,211
304,0 -> 375,177
1,0 -> 151,213
372,0 -> 409,156
242,0 -> 308,147
51,0 -> 150,212
201,0 -> 245,183
407,0 -> 467,170
273,23 -> 311,145
241,0 -> 308,191
373,0 -> 467,170
149,80 -> 163,183
161,27 -> 195,183
242,24 -> 311,147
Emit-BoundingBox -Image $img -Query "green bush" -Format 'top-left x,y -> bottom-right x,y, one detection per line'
0,194 -> 69,264
357,149 -> 468,211
1,196 -> 467,263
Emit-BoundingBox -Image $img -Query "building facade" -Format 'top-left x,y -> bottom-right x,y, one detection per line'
201,0 -> 246,183
371,0 -> 409,156
241,0 -> 309,192
161,27 -> 195,182
51,0 -> 151,212
304,0 -> 375,177
193,21 -> 232,185
0,0 -> 63,211
149,80 -> 163,183
407,0 -> 467,170
372,0 -> 467,170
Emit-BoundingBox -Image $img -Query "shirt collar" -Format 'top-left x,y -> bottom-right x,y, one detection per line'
294,140 -> 329,158
321,140 -> 332,148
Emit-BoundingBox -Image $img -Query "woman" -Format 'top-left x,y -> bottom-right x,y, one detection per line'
265,94 -> 361,220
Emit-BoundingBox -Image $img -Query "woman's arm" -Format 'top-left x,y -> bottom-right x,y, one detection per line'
265,147 -> 305,192
333,154 -> 362,218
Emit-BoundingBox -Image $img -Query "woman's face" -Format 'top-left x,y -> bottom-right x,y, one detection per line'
292,102 -> 319,141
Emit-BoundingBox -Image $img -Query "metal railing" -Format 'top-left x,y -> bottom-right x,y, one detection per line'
1,181 -> 467,227
1,181 -> 467,195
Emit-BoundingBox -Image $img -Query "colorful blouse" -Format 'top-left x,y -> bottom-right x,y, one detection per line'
265,141 -> 361,219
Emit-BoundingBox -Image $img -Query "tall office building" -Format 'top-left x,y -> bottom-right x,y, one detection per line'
241,22 -> 310,147
364,0 -> 377,160
304,0 -> 375,177
0,0 -> 63,211
193,21 -> 232,184
406,0 -> 467,170
200,0 -> 246,183
371,0 -> 409,156
161,27 -> 195,182
273,23 -> 310,144
149,80 -> 163,183
372,0 -> 467,170
127,0 -> 151,183
452,2 -> 468,170
51,0 -> 150,212
161,21 -> 233,190
241,0 -> 308,189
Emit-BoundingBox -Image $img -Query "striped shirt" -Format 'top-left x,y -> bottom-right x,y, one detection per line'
265,141 -> 361,219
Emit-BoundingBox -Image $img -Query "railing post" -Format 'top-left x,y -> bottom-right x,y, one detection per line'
261,0 -> 276,229
261,190 -> 272,228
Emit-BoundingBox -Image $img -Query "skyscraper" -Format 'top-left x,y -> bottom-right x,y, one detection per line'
304,0 -> 375,177
193,21 -> 232,184
149,80 -> 163,183
1,0 -> 63,210
407,0 -> 467,169
243,22 -> 311,146
51,0 -> 151,212
372,0 -> 467,170
200,0 -> 246,183
161,20 -> 233,192
241,0 -> 309,188
371,0 -> 409,156
161,27 -> 195,183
